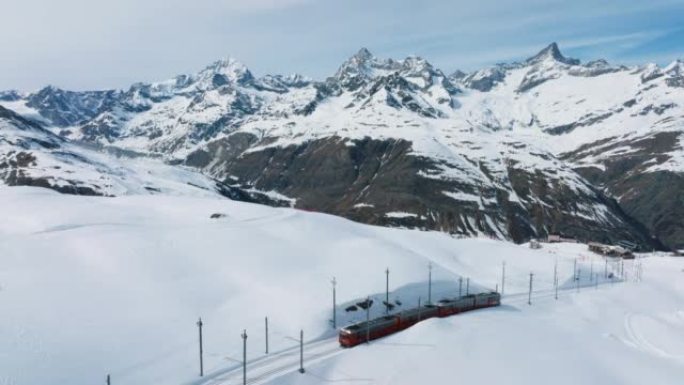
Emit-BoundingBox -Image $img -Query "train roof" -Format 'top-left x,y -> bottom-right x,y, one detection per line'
437,292 -> 499,303
340,292 -> 500,333
342,315 -> 398,332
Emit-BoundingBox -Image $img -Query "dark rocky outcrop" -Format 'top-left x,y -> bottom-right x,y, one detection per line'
187,134 -> 660,248
563,131 -> 682,249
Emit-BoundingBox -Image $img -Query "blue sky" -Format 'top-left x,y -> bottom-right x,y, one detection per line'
1,0 -> 683,90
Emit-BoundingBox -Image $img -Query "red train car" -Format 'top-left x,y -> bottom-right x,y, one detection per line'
339,292 -> 501,347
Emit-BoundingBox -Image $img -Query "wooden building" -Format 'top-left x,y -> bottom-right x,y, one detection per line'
588,242 -> 634,258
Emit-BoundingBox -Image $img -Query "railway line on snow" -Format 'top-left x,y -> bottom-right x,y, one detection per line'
194,277 -> 623,385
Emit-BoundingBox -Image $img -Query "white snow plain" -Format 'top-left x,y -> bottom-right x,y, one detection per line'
0,187 -> 682,385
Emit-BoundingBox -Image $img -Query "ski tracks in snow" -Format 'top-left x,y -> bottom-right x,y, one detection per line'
623,312 -> 684,363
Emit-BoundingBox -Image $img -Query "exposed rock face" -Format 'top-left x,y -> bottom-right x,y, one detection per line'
460,66 -> 507,92
185,134 -> 660,248
25,86 -> 120,127
0,90 -> 22,101
525,42 -> 580,66
562,131 -> 684,249
0,105 -> 99,194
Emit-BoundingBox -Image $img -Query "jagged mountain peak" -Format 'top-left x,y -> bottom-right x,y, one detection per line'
202,57 -> 251,77
125,56 -> 256,98
352,47 -> 374,62
526,42 -> 580,66
637,60 -> 684,86
196,57 -> 254,87
449,70 -> 467,81
461,66 -> 507,92
33,85 -> 66,96
333,48 -> 402,87
664,59 -> 684,73
333,49 -> 450,93
258,73 -> 311,89
662,59 -> 684,88
401,55 -> 439,76
402,55 -> 429,66
0,89 -> 24,101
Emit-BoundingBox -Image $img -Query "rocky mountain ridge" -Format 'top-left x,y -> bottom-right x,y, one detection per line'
2,43 -> 682,249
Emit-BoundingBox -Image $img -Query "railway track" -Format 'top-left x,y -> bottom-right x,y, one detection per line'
198,277 -> 623,385
198,337 -> 342,385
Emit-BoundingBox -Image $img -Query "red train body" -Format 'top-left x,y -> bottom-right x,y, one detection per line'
339,292 -> 501,347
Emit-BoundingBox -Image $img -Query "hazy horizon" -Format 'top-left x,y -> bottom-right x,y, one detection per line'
2,0 -> 683,91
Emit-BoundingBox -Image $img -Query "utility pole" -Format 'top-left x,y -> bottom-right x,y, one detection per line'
528,273 -> 534,305
385,268 -> 390,314
573,258 -> 578,281
241,329 -> 247,385
106,374 -> 111,385
466,277 -> 470,296
604,258 -> 608,278
299,329 -> 305,374
197,318 -> 204,377
428,263 -> 433,304
595,273 -> 598,290
365,296 -> 370,343
501,261 -> 506,296
553,259 -> 558,290
417,296 -> 422,321
577,268 -> 581,293
332,277 -> 337,329
265,317 -> 269,354
458,277 -> 463,297
554,259 -> 558,300
555,273 -> 559,300
590,260 -> 594,280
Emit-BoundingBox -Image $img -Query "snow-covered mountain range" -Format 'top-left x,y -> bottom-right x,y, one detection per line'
1,43 -> 683,249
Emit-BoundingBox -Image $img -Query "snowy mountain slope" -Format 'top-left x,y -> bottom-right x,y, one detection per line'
0,106 -> 291,206
0,187 -> 681,385
1,43 -> 682,248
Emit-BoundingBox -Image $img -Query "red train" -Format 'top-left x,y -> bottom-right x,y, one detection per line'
339,292 -> 501,347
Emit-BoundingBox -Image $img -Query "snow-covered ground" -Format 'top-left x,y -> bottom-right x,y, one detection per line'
0,187 -> 682,385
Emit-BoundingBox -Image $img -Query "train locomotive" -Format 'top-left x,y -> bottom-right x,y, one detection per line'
339,292 -> 501,347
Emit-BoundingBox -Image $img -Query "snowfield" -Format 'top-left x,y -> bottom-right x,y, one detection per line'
0,187 -> 683,385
